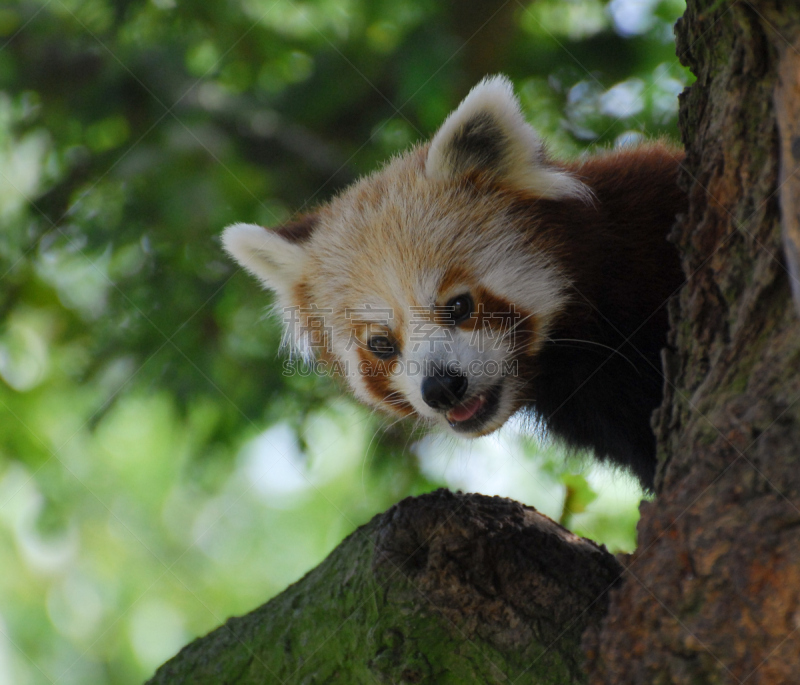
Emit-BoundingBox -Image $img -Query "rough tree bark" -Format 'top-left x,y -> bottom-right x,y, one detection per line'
586,1 -> 800,682
147,490 -> 622,683
148,1 -> 800,683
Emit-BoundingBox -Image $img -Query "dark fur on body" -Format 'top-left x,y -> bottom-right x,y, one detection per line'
512,146 -> 686,488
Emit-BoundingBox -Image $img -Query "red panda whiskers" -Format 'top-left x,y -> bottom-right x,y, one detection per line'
544,337 -> 642,376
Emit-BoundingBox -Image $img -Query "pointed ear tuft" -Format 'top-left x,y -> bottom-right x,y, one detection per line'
222,220 -> 310,296
425,75 -> 590,201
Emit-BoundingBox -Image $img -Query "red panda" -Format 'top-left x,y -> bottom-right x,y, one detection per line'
223,75 -> 686,490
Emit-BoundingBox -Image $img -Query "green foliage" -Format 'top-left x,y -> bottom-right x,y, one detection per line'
0,1 -> 688,682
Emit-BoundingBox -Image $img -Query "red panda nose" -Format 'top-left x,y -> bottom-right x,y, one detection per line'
421,368 -> 468,410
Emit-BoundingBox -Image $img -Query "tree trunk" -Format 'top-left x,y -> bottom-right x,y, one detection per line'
586,2 -> 800,682
148,1 -> 800,683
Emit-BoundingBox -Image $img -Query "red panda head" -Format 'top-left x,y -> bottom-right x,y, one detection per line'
223,75 -> 590,436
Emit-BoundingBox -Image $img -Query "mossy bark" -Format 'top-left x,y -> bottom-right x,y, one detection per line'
585,2 -> 800,683
147,490 -> 622,684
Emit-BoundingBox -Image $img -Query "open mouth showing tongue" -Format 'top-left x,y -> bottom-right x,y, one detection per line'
445,384 -> 502,433
447,394 -> 487,423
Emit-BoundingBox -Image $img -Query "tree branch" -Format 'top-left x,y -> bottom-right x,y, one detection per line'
147,490 -> 622,684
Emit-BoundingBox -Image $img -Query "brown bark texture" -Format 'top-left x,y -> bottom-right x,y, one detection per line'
775,17 -> 800,317
585,2 -> 800,683
147,490 -> 622,684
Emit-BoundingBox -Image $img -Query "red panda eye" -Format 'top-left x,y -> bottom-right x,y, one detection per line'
445,293 -> 473,324
367,335 -> 396,359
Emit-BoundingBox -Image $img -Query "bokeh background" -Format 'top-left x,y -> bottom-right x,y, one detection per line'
0,0 -> 690,682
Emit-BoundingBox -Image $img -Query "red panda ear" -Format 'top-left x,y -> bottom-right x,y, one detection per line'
222,217 -> 315,297
425,75 -> 590,201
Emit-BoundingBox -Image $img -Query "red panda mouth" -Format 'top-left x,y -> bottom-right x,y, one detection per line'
447,395 -> 487,423
446,384 -> 502,433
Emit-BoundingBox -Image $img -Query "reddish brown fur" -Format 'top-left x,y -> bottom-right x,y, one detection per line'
356,348 -> 415,416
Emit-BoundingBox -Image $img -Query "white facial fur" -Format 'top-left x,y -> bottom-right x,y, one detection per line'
223,75 -> 587,435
